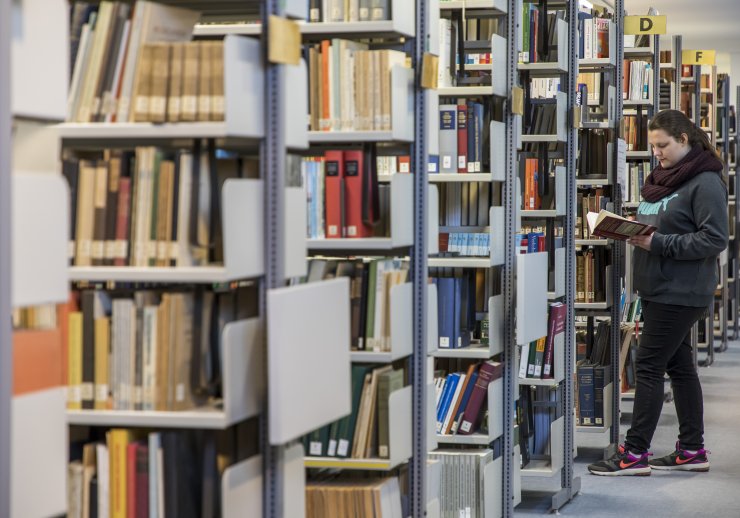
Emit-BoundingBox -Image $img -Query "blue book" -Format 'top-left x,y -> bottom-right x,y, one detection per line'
437,374 -> 460,432
437,277 -> 455,348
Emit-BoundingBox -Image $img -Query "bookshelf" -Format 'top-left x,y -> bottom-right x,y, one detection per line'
5,0 -> 71,516
731,87 -> 740,340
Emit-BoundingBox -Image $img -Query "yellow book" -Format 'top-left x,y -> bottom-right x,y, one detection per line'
68,312 -> 84,410
94,317 -> 111,410
108,428 -> 132,518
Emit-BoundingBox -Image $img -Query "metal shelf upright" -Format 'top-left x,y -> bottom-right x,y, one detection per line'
0,0 -> 11,515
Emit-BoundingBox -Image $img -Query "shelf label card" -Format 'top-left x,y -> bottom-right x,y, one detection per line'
421,53 -> 439,89
624,15 -> 667,35
268,15 -> 301,65
682,50 -> 716,65
512,86 -> 524,115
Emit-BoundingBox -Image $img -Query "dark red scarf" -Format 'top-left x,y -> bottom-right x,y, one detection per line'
641,145 -> 724,202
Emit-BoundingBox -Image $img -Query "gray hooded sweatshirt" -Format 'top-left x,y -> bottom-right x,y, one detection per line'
633,171 -> 728,307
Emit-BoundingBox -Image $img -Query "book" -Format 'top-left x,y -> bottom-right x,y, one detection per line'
586,209 -> 656,240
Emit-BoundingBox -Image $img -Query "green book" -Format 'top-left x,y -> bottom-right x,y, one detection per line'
336,364 -> 375,458
376,369 -> 404,459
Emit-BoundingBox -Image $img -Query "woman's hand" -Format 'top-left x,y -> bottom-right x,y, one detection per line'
628,234 -> 653,251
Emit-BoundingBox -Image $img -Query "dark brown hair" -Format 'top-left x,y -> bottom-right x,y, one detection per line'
648,109 -> 723,161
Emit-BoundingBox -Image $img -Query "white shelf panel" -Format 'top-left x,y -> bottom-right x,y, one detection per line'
624,46 -> 654,57
67,407 -> 234,428
576,178 -> 609,186
222,455 -> 262,518
428,173 -> 498,182
576,239 -> 609,246
521,210 -> 558,218
431,346 -> 491,359
58,121 -> 260,142
12,173 -> 69,308
624,99 -> 653,106
268,278 -> 351,445
579,58 -> 616,69
517,252 -> 548,344
11,0 -> 68,121
12,388 -> 67,518
574,302 -> 611,310
439,0 -> 508,13
308,130 -> 410,143
69,266 -> 240,283
626,151 -> 651,159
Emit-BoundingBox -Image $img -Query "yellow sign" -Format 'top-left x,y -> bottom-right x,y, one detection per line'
421,53 -> 439,90
682,50 -> 716,65
624,15 -> 667,35
512,87 -> 524,116
268,15 -> 301,66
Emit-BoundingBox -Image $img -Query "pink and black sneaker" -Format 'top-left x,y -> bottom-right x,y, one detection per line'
649,441 -> 710,472
588,446 -> 652,476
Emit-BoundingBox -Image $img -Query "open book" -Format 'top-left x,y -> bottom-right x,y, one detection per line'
586,209 -> 656,241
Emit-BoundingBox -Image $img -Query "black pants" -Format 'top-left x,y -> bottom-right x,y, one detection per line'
624,300 -> 708,454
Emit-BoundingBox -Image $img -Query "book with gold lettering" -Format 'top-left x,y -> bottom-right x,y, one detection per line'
586,209 -> 656,240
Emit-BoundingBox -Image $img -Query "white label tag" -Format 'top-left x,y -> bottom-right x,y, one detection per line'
337,439 -> 349,457
442,156 -> 452,169
68,385 -> 81,403
95,384 -> 109,402
133,386 -> 143,404
81,383 -> 94,400
379,445 -> 388,458
91,241 -> 105,260
176,384 -> 185,402
150,96 -> 166,117
347,226 -> 357,237
309,441 -> 322,456
458,156 -> 466,169
134,97 -> 149,116
440,337 -> 450,348
460,420 -> 472,433
327,440 -> 337,457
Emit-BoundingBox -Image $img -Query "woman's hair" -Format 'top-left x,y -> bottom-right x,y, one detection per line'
648,109 -> 722,160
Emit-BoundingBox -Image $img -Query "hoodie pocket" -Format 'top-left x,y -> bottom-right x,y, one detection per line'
660,258 -> 701,294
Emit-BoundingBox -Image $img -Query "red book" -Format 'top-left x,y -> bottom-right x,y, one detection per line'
542,303 -> 567,379
458,361 -> 502,435
324,151 -> 345,238
135,443 -> 150,518
113,177 -> 131,266
127,442 -> 138,518
343,149 -> 373,238
457,104 -> 468,173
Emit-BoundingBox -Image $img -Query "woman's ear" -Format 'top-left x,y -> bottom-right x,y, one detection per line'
679,132 -> 690,144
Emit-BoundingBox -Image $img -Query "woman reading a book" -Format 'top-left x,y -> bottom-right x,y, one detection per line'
589,109 -> 728,476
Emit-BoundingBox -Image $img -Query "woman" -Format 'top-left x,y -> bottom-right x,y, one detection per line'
589,109 -> 728,476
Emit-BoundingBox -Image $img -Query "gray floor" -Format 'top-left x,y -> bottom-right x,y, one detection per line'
516,339 -> 740,517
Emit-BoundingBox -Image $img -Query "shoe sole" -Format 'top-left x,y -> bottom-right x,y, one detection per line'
589,466 -> 651,476
650,463 -> 709,472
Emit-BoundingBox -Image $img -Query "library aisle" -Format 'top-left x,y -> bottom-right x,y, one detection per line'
516,341 -> 740,517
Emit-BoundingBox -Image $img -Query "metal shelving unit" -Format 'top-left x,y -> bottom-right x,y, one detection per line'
0,0 -> 11,515
713,74 -> 731,352
514,0 -> 579,512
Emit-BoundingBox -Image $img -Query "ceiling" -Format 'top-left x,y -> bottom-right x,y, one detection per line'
625,0 -> 740,53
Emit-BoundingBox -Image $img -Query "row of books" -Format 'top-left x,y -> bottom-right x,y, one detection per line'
515,231 -> 546,255
307,40 -> 408,132
432,271 -> 477,350
576,72 -> 603,106
68,427 -> 235,518
434,361 -> 503,435
578,11 -> 611,61
624,162 -> 648,204
576,247 -> 609,304
438,233 -> 492,258
437,17 -> 502,88
66,286 -> 254,411
576,188 -> 611,239
518,302 -> 566,380
529,77 -> 561,100
517,386 -> 557,467
67,1 -> 201,123
577,129 -> 611,178
12,303 -> 58,330
624,113 -> 649,151
623,59 -> 654,101
438,182 -> 493,228
428,449 -> 495,517
308,0 -> 392,23
306,477 -> 403,518
438,101 -> 490,174
63,147 -> 241,267
524,101 -> 558,137
302,150 -> 383,240
519,6 -> 564,64
303,365 -> 404,459
303,258 -> 408,352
